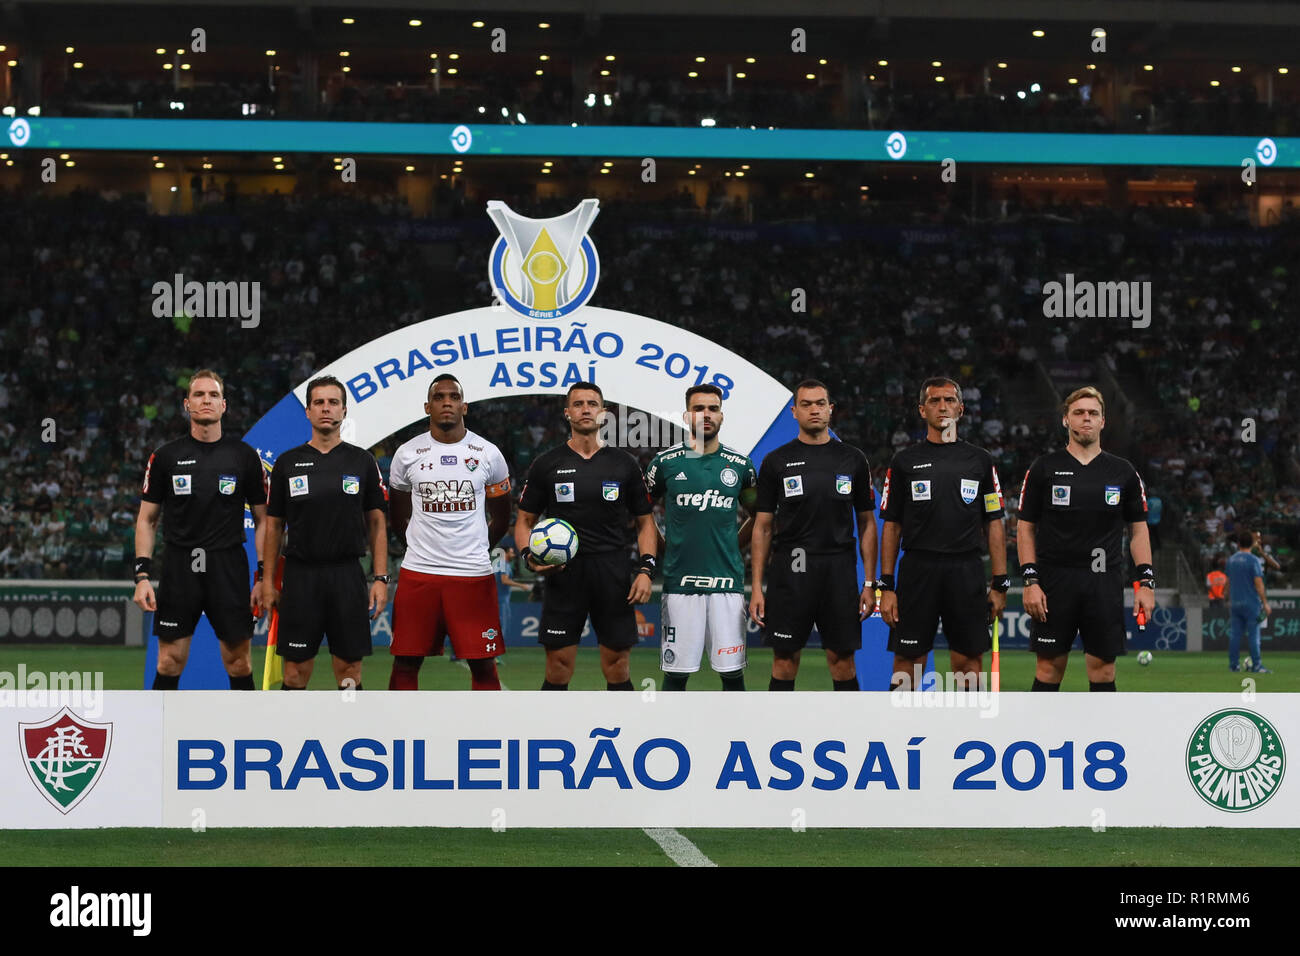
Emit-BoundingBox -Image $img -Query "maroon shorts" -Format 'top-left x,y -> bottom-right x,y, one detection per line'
390,568 -> 504,659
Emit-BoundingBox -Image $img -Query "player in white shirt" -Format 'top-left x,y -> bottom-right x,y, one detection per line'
387,374 -> 512,690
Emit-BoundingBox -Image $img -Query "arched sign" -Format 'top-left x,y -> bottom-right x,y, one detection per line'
148,202 -> 902,689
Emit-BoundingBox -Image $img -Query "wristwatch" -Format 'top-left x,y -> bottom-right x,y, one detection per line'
371,574 -> 390,584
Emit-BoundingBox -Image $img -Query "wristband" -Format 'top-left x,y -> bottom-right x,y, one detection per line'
637,553 -> 658,578
1135,563 -> 1155,589
371,574 -> 389,584
990,575 -> 1011,593
1020,562 -> 1040,585
134,556 -> 152,579
878,574 -> 895,592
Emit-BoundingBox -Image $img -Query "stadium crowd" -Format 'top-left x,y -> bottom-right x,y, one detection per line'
0,184 -> 1295,589
42,68 -> 1300,136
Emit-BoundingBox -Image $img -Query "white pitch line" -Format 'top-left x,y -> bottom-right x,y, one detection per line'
644,827 -> 717,867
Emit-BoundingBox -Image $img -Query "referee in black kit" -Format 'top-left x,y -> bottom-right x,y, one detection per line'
134,369 -> 267,690
879,378 -> 1008,690
1017,386 -> 1155,691
258,376 -> 390,690
749,379 -> 877,691
514,382 -> 659,691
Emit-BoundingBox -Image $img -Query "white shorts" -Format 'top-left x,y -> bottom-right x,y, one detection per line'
660,592 -> 747,673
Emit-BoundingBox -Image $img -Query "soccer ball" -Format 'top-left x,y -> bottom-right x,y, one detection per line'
529,518 -> 578,566
1137,650 -> 1153,666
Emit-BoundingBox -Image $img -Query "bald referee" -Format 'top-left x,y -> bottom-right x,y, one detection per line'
1018,386 -> 1155,691
749,379 -> 877,691
258,376 -> 389,690
134,369 -> 267,689
879,378 -> 1008,690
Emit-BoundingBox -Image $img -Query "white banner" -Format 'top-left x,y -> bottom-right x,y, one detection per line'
8,691 -> 1293,829
295,306 -> 793,457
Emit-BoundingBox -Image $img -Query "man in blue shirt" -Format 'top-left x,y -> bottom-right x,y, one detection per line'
1224,530 -> 1272,673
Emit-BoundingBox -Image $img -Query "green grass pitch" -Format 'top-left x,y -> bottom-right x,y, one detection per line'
5,645 -> 1298,693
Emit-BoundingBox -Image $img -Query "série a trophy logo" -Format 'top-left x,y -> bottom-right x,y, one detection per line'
488,199 -> 601,320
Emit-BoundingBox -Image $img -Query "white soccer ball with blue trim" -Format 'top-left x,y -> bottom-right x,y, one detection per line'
1136,650 -> 1153,666
529,518 -> 578,566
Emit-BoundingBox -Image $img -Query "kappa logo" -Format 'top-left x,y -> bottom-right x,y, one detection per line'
20,706 -> 112,814
488,198 -> 601,320
1186,709 -> 1285,813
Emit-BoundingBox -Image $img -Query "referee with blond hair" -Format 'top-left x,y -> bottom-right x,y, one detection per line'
1017,386 -> 1155,691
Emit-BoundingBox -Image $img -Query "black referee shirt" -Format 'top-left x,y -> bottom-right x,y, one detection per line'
518,444 -> 652,555
754,439 -> 875,554
141,435 -> 266,550
881,439 -> 1005,553
1018,449 -> 1148,569
267,443 -> 388,562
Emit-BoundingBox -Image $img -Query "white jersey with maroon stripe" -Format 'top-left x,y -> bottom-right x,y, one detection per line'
389,429 -> 510,576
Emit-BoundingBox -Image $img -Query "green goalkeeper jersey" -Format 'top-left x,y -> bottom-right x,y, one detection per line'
645,443 -> 757,594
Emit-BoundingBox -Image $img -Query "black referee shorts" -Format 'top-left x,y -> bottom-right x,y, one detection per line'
539,551 -> 639,651
153,546 -> 252,645
763,550 -> 862,654
277,558 -> 372,663
887,549 -> 991,659
1028,565 -> 1126,662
